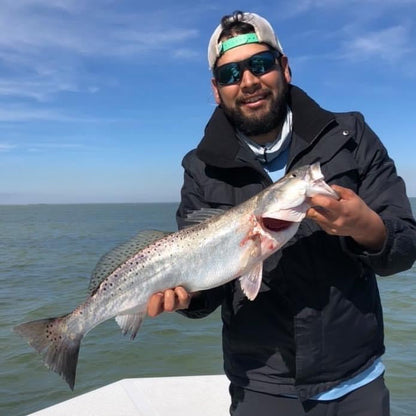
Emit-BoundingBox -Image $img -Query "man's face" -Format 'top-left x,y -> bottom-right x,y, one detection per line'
211,43 -> 291,139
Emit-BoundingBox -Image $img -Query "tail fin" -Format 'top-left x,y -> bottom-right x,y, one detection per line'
13,316 -> 83,390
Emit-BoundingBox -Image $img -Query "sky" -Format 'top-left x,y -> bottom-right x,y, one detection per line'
0,0 -> 415,204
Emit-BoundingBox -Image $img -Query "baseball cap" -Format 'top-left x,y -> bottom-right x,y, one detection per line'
208,12 -> 284,70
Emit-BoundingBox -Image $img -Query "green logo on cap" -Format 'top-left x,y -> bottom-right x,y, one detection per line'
219,33 -> 259,55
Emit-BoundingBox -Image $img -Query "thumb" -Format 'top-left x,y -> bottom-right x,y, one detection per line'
330,185 -> 354,200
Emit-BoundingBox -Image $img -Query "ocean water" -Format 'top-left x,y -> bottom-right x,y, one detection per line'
1,201 -> 415,416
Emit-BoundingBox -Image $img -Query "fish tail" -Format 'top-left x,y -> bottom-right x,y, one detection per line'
13,316 -> 83,390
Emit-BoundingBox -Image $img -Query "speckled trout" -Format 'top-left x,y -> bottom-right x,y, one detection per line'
14,163 -> 338,390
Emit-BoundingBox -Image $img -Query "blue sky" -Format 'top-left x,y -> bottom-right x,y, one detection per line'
0,0 -> 415,204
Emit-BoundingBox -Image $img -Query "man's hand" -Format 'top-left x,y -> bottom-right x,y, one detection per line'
147,286 -> 193,317
306,185 -> 387,252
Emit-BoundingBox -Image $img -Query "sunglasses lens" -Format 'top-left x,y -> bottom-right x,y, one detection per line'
216,63 -> 241,85
215,52 -> 277,86
249,53 -> 275,76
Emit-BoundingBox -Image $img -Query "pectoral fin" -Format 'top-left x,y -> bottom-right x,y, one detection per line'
239,262 -> 263,301
263,202 -> 309,223
115,310 -> 146,340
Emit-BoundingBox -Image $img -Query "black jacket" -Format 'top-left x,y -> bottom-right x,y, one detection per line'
176,85 -> 416,400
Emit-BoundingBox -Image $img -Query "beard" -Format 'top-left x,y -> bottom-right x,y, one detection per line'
221,80 -> 289,137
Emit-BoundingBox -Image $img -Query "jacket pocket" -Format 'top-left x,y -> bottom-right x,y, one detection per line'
320,147 -> 360,193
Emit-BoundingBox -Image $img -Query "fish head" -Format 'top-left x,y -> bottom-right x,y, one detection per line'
256,163 -> 339,232
305,163 -> 339,199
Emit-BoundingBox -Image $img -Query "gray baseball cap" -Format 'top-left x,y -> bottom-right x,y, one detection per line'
207,12 -> 284,70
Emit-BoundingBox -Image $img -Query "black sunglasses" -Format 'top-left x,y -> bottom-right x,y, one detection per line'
214,51 -> 281,86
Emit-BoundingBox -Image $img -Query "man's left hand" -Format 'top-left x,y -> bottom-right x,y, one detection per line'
306,185 -> 386,251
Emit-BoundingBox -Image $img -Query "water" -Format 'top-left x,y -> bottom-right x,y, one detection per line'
1,201 -> 415,416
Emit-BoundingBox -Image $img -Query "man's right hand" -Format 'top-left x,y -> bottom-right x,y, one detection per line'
147,286 -> 193,317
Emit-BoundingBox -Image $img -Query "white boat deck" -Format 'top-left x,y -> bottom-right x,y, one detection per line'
27,375 -> 230,416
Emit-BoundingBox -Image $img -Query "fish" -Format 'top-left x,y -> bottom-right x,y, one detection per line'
13,162 -> 338,390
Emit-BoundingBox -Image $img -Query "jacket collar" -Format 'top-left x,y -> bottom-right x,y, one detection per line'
196,85 -> 335,168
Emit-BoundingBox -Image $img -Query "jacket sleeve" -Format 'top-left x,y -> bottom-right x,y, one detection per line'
340,113 -> 416,276
175,150 -> 226,318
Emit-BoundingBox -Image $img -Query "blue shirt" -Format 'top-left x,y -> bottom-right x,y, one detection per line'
312,359 -> 385,400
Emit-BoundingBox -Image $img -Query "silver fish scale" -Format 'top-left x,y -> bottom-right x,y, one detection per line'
92,219 -> 239,311
87,230 -> 171,295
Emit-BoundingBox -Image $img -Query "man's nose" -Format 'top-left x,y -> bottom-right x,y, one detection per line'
239,68 -> 261,90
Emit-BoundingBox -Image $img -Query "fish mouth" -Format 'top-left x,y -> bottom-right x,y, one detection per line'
262,217 -> 294,232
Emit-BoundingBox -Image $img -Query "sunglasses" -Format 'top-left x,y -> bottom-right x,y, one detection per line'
214,51 -> 281,86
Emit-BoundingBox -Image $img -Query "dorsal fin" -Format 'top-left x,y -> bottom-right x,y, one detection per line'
87,230 -> 172,294
184,208 -> 225,225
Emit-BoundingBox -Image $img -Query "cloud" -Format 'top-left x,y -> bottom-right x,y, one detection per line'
25,142 -> 87,152
0,2 -> 200,102
283,0 -> 416,16
0,105 -> 104,122
109,28 -> 199,58
0,3 -> 199,59
0,143 -> 15,152
0,78 -> 79,102
172,49 -> 201,59
289,21 -> 414,71
342,25 -> 412,62
0,136 -> 98,155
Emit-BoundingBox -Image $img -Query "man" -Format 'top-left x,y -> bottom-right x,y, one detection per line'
148,11 -> 416,415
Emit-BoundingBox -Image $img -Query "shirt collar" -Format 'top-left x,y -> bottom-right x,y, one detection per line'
237,107 -> 293,164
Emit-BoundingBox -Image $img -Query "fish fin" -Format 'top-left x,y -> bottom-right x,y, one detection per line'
13,315 -> 82,390
88,230 -> 172,295
184,208 -> 226,225
239,262 -> 263,301
115,310 -> 146,340
264,202 -> 309,222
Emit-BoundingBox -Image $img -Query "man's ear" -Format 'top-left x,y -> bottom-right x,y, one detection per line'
211,78 -> 221,105
280,55 -> 292,83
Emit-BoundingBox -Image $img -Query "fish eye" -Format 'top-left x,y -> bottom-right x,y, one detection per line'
290,173 -> 297,178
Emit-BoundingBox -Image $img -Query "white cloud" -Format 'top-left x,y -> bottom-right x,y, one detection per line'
172,49 -> 201,59
0,105 -> 101,122
342,25 -> 412,62
26,142 -> 86,152
0,2 -> 200,102
282,0 -> 416,16
0,78 -> 78,102
2,0 -> 91,12
0,3 -> 199,58
0,143 -> 15,151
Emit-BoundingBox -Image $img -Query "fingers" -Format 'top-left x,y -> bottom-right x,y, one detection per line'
309,186 -> 343,209
306,203 -> 337,224
306,206 -> 328,222
147,292 -> 165,317
306,185 -> 347,233
174,286 -> 192,309
147,286 -> 192,318
307,185 -> 354,219
306,206 -> 339,235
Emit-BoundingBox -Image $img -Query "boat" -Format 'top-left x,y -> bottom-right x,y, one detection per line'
27,374 -> 230,415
